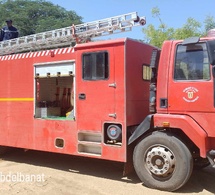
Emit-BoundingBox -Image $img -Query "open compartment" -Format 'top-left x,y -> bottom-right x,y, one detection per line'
34,60 -> 75,120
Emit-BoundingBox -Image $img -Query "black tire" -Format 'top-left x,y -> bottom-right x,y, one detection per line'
133,132 -> 193,192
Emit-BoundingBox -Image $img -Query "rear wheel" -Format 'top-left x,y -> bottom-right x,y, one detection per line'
133,132 -> 193,192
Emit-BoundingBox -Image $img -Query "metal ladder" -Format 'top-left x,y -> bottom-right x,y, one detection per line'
0,12 -> 146,56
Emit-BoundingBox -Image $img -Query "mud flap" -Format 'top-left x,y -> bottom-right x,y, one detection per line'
123,144 -> 134,176
128,114 -> 153,145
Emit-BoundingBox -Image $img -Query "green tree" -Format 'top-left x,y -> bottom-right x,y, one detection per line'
0,0 -> 83,36
204,15 -> 215,33
143,24 -> 174,48
142,7 -> 174,47
143,7 -> 215,48
173,18 -> 202,40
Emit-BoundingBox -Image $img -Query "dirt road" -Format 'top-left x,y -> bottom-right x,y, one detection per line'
0,149 -> 214,195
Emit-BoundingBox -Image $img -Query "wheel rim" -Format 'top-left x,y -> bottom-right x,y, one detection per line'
145,145 -> 176,178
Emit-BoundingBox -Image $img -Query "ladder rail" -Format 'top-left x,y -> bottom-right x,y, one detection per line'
0,12 -> 146,56
74,12 -> 143,36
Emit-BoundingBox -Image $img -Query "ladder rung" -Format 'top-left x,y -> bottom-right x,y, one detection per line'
0,12 -> 145,56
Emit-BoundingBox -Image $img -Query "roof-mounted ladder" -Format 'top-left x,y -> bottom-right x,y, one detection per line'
0,12 -> 146,56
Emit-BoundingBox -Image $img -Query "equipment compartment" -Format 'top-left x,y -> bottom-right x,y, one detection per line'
34,61 -> 75,120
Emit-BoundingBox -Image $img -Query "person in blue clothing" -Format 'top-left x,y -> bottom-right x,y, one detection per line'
0,19 -> 18,41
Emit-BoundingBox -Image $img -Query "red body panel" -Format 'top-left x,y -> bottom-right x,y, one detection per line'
0,38 -> 155,162
125,39 -> 154,124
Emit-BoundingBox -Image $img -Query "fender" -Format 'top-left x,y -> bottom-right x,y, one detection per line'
153,114 -> 208,157
128,113 -> 208,157
128,114 -> 153,145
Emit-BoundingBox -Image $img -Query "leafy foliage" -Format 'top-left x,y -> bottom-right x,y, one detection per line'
0,0 -> 83,36
173,18 -> 202,40
143,7 -> 215,48
204,15 -> 215,32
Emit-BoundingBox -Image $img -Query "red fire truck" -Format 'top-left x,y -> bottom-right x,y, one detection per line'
0,12 -> 215,191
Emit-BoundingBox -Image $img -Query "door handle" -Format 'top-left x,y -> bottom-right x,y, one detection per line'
79,93 -> 86,100
108,83 -> 116,88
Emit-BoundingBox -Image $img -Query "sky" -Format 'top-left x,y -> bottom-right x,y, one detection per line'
49,0 -> 215,40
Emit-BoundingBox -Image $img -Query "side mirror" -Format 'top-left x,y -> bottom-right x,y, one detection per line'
206,40 -> 215,65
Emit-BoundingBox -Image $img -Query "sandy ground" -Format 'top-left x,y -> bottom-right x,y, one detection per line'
0,149 -> 214,195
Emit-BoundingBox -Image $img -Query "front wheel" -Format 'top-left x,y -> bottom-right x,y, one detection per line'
133,132 -> 193,192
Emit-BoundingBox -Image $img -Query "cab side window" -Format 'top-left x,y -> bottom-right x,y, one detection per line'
174,43 -> 210,81
82,51 -> 109,80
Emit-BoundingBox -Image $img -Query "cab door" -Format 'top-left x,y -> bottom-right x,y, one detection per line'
168,41 -> 215,136
168,42 -> 213,113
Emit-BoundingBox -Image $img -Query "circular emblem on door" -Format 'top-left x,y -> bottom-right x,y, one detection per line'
183,87 -> 199,102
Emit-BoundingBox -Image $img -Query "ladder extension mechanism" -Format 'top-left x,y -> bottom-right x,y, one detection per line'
0,12 -> 146,56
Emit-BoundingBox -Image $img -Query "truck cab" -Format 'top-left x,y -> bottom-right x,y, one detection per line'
129,35 -> 215,192
156,37 -> 215,158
